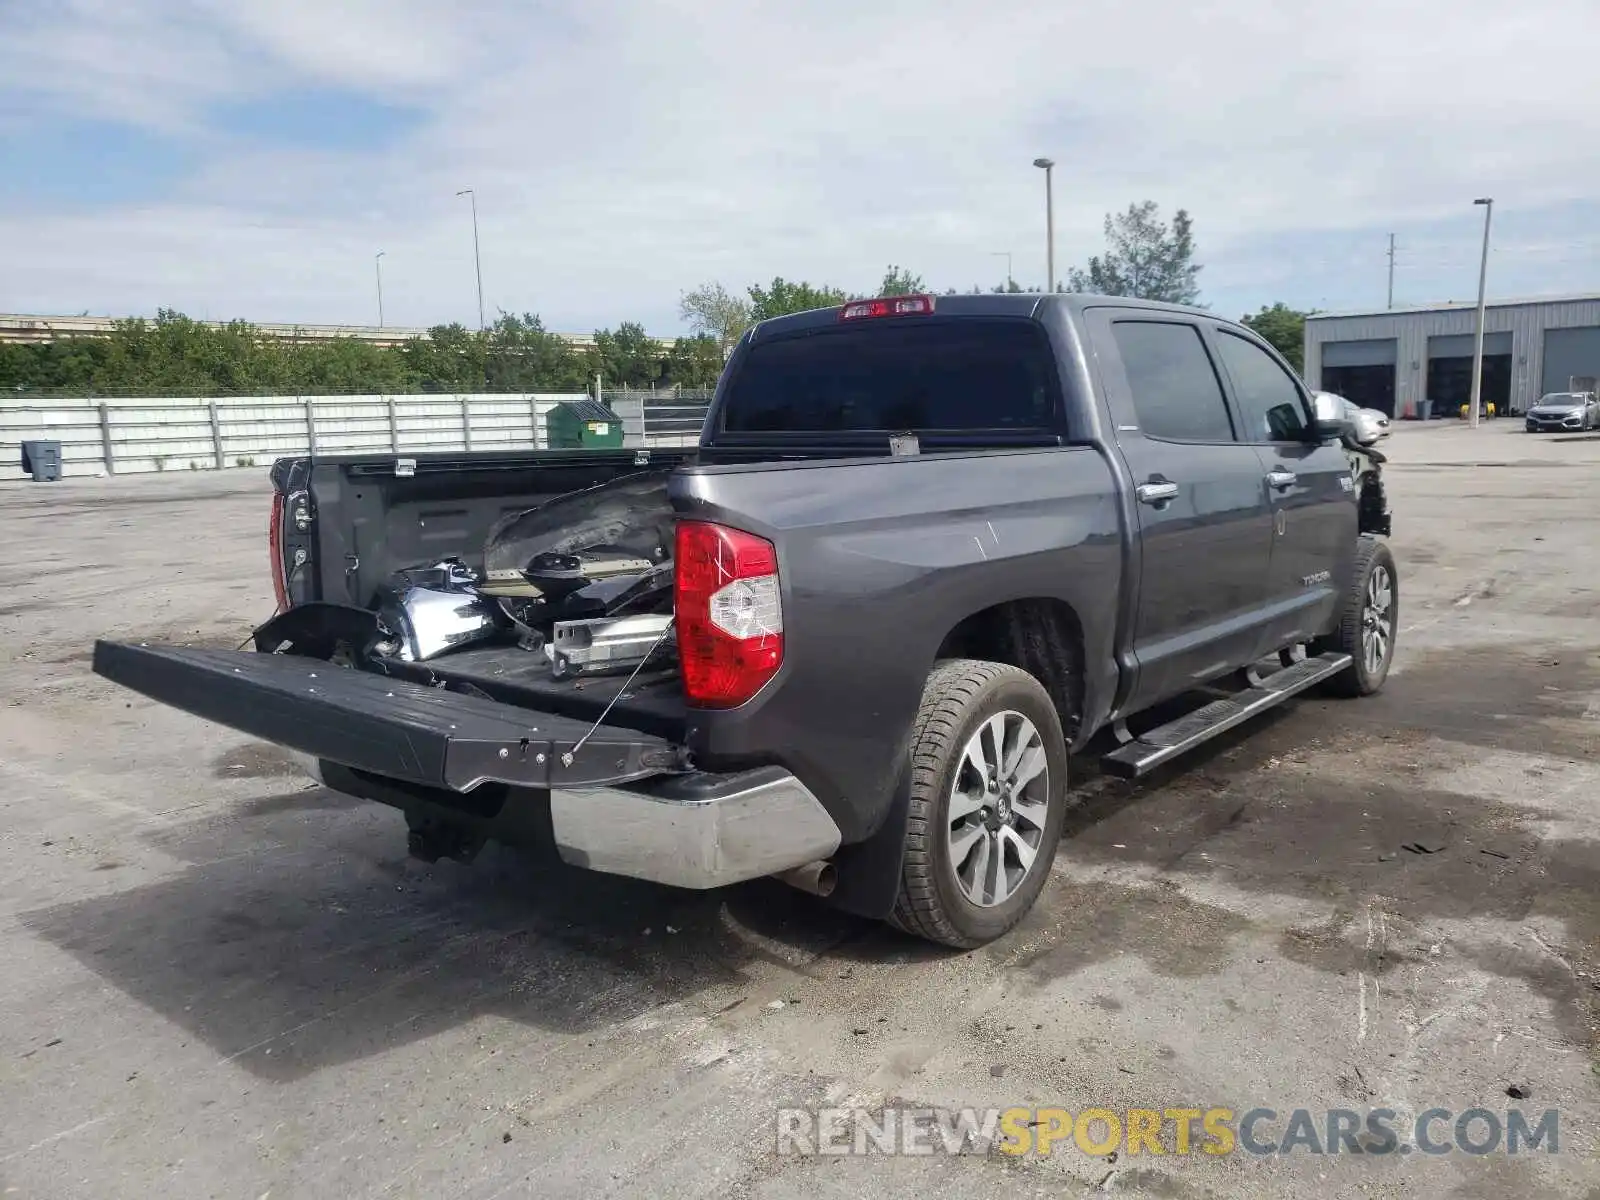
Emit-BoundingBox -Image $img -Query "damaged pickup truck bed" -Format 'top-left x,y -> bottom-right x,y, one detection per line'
94,293 -> 1395,948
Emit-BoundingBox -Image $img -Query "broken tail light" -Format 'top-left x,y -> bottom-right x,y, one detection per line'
674,520 -> 783,708
269,490 -> 312,615
268,492 -> 289,615
839,294 -> 937,321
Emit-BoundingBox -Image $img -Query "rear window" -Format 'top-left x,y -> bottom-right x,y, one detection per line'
719,320 -> 1059,433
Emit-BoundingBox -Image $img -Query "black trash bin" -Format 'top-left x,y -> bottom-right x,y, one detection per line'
20,440 -> 63,482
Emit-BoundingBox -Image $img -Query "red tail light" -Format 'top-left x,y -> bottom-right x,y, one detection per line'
839,294 -> 936,321
674,520 -> 783,708
268,493 -> 289,614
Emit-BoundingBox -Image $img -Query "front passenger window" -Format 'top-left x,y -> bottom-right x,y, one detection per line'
1215,331 -> 1310,442
1111,320 -> 1236,443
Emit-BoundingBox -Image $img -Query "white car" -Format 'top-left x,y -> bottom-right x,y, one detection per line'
1314,393 -> 1389,445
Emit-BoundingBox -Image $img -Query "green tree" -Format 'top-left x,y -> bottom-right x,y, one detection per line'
0,336 -> 108,393
746,278 -> 849,322
662,334 -> 725,389
485,313 -> 589,392
401,323 -> 486,392
877,265 -> 926,297
292,337 -> 415,394
592,322 -> 664,389
90,311 -> 237,394
1240,303 -> 1311,373
678,282 -> 752,358
1067,201 -> 1202,305
0,308 -> 695,397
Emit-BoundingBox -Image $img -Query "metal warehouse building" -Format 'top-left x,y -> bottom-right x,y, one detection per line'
1303,293 -> 1600,419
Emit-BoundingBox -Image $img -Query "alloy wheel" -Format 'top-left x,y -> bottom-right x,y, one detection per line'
946,711 -> 1051,908
1361,565 -> 1394,676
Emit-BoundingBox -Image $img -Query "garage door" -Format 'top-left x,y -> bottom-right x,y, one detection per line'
1321,338 -> 1397,367
1427,333 -> 1513,414
1541,326 -> 1600,394
1427,333 -> 1512,357
1319,339 -> 1398,415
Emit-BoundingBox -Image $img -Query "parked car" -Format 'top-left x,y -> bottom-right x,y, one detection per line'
1525,392 -> 1600,432
1322,394 -> 1389,444
93,294 -> 1397,949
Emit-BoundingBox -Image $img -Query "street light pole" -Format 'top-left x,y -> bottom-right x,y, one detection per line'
1032,158 -> 1055,292
375,251 -> 385,329
1386,233 -> 1395,309
1469,197 -> 1493,428
456,188 -> 485,331
990,251 -> 1013,290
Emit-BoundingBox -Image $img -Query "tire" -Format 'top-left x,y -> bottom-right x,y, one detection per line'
1314,536 -> 1398,697
889,659 -> 1070,949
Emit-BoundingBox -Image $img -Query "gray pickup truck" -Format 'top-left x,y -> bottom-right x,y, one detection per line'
94,294 -> 1396,948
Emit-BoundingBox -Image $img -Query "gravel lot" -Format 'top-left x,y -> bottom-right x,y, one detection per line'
1,422 -> 1597,1200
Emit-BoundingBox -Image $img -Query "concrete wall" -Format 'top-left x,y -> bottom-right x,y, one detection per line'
0,392 -> 711,481
1305,296 -> 1600,416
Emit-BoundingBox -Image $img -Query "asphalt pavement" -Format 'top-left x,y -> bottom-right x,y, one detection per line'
1,420 -> 1596,1199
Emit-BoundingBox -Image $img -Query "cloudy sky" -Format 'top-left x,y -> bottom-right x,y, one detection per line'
4,0 -> 1600,336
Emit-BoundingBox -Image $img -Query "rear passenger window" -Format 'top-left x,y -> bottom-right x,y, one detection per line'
1214,331 -> 1310,442
1111,321 -> 1236,442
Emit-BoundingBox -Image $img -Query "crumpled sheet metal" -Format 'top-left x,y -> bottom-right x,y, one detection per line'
480,470 -> 675,603
374,558 -> 504,662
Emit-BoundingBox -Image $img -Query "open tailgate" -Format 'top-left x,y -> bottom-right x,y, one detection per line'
93,641 -> 681,790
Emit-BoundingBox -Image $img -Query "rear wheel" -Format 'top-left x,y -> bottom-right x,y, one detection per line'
1315,537 -> 1398,697
889,659 -> 1069,949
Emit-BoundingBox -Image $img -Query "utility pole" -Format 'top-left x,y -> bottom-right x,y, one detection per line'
456,188 -> 485,331
1033,159 -> 1055,291
1469,198 -> 1494,428
1386,234 -> 1395,309
375,251 -> 386,329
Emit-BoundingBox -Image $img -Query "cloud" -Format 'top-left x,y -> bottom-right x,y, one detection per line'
4,0 -> 1600,330
0,0 -> 262,133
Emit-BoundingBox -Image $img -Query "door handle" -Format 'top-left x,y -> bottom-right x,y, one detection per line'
1265,470 -> 1297,491
1136,481 -> 1179,505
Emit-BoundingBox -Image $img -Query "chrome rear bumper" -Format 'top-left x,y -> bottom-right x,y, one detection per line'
295,752 -> 841,891
550,769 -> 842,889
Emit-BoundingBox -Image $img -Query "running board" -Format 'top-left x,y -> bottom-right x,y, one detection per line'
1100,652 -> 1353,780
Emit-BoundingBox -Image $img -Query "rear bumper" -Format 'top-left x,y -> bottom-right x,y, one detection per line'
90,637 -> 843,891
549,767 -> 841,889
302,755 -> 841,889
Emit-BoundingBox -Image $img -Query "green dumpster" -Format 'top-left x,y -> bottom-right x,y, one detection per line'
547,400 -> 624,449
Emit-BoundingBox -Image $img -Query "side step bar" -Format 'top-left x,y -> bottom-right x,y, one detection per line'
1100,652 -> 1352,779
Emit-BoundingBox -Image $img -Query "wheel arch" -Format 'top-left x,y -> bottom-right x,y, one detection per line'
933,597 -> 1087,748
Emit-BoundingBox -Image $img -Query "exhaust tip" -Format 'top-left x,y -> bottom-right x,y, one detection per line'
775,860 -> 836,898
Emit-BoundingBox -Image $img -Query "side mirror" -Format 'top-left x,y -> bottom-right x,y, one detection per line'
1310,391 -> 1351,442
